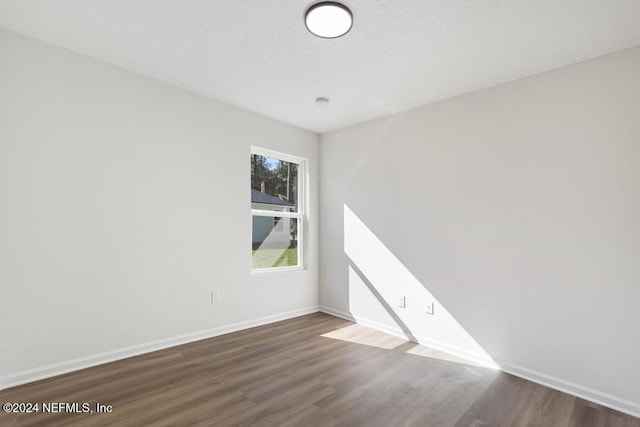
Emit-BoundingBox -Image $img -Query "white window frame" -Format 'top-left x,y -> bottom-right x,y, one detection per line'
251,146 -> 306,274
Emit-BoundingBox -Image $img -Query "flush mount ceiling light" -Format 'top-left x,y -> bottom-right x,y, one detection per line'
305,2 -> 353,39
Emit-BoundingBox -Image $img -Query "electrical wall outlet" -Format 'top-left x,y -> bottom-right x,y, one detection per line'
426,302 -> 435,315
211,290 -> 221,303
398,295 -> 406,308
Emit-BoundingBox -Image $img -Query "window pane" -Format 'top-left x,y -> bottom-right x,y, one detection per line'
250,154 -> 298,213
252,216 -> 298,269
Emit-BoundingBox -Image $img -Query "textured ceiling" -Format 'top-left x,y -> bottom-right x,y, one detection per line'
1,1 -> 639,133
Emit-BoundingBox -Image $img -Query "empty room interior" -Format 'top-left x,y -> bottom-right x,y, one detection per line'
1,1 -> 639,426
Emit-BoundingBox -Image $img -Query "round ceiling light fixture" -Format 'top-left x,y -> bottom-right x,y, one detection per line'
305,2 -> 353,39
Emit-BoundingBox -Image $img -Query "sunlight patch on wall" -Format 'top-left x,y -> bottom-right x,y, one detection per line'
344,204 -> 498,369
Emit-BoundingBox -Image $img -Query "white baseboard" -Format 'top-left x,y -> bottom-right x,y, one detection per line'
0,306 -> 320,391
319,306 -> 498,369
319,306 -> 354,321
319,305 -> 640,418
4,305 -> 639,418
498,361 -> 640,418
321,306 -> 412,339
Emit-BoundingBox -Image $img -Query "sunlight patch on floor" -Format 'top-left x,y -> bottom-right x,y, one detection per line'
405,345 -> 489,368
321,324 -> 408,350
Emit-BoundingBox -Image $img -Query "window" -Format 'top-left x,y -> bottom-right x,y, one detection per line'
251,147 -> 305,271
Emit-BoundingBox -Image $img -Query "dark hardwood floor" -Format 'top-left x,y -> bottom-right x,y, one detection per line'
1,312 -> 638,426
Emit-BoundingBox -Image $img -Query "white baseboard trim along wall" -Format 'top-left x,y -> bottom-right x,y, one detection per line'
498,361 -> 640,419
3,305 -> 639,418
319,306 -> 497,369
319,306 -> 640,419
0,306 -> 319,391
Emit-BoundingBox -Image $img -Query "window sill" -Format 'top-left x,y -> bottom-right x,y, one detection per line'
251,266 -> 306,277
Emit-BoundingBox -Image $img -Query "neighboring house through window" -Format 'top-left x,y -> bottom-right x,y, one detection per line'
251,147 -> 305,271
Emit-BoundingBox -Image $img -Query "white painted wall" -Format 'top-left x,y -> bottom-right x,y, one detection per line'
320,47 -> 640,410
2,22 -> 639,415
0,29 -> 319,387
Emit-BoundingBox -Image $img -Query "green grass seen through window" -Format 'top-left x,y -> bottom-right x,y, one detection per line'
252,247 -> 298,269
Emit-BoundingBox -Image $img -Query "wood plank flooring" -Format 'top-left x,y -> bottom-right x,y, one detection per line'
0,313 -> 638,426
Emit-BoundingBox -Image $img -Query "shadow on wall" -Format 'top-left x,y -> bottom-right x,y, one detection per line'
343,204 -> 498,369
